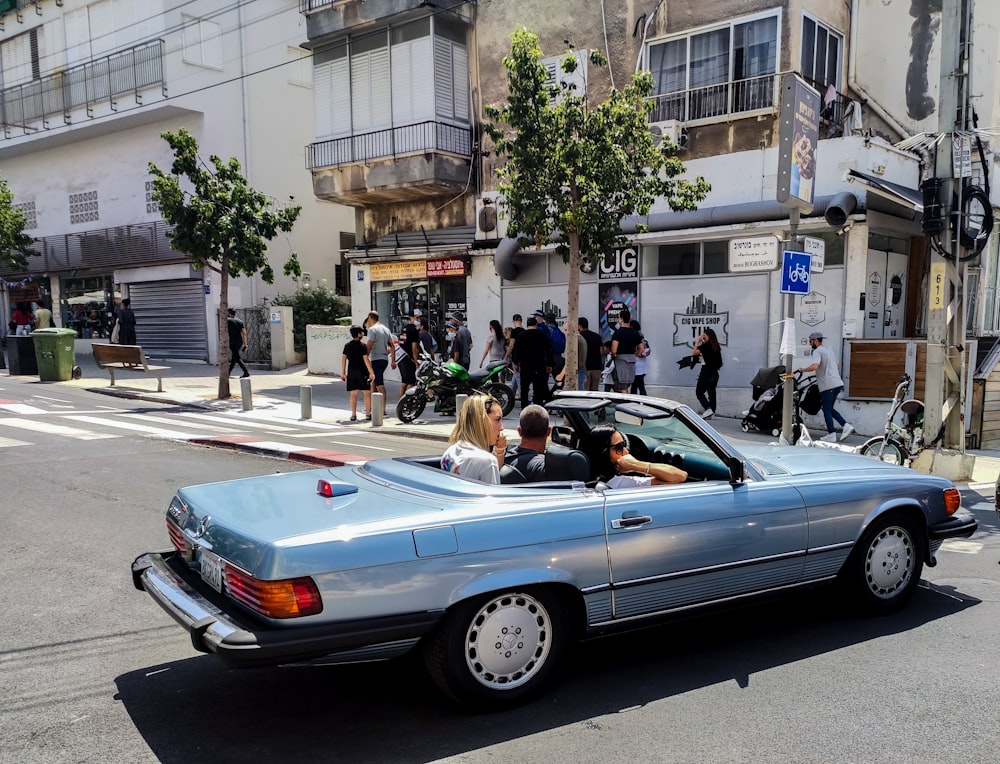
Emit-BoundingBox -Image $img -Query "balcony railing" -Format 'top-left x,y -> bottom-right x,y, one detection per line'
306,120 -> 473,170
0,39 -> 165,137
299,0 -> 341,11
648,72 -> 779,124
0,220 -> 182,277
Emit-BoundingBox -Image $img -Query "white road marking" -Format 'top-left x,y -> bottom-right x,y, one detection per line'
0,435 -> 32,447
0,403 -> 47,415
0,418 -> 118,440
121,412 -> 242,432
172,411 -> 298,432
64,415 -> 196,440
938,540 -> 984,554
966,482 -> 994,491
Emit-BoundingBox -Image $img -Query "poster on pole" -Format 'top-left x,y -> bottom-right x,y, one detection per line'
776,74 -> 821,212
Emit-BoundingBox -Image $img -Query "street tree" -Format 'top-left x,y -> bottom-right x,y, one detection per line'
0,176 -> 36,271
149,128 -> 302,399
484,28 -> 710,389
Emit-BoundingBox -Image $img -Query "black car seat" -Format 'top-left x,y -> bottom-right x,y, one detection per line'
544,442 -> 591,482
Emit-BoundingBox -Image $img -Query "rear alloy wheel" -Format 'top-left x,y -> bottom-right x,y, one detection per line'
841,513 -> 923,613
396,392 -> 426,423
424,589 -> 568,709
486,383 -> 516,417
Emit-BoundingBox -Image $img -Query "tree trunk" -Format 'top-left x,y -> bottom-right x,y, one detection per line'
217,253 -> 231,399
565,232 -> 582,391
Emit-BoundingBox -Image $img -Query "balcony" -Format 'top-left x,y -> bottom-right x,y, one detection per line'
307,120 -> 473,205
0,39 -> 165,138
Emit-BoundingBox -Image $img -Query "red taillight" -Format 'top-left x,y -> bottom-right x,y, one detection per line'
943,487 -> 961,516
317,479 -> 333,497
225,566 -> 323,619
166,519 -> 193,561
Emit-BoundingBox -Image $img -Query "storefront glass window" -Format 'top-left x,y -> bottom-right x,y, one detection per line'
59,274 -> 120,338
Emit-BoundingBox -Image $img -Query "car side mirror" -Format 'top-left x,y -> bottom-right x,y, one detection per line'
726,456 -> 745,483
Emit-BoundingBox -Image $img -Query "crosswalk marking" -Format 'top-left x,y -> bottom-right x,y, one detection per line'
0,418 -> 118,440
0,403 -> 47,415
172,411 -> 298,432
121,412 -> 243,433
64,415 -> 196,440
0,435 -> 32,447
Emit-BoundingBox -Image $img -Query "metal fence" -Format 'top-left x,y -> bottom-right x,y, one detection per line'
236,306 -> 271,366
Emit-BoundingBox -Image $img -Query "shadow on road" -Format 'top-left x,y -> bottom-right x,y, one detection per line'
115,582 -> 978,764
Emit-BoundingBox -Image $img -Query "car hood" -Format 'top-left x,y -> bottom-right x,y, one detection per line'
739,445 -> 920,479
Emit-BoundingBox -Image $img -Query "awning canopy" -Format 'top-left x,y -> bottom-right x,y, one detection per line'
845,169 -> 923,219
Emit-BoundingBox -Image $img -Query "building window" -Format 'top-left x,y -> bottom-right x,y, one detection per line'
183,15 -> 223,69
69,190 -> 100,225
0,28 -> 44,87
145,181 -> 159,214
647,11 -> 779,123
645,241 -> 729,276
801,15 -> 843,93
288,46 -> 312,88
313,13 -> 469,141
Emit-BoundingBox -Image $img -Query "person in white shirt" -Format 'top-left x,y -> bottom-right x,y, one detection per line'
440,394 -> 507,483
797,331 -> 854,442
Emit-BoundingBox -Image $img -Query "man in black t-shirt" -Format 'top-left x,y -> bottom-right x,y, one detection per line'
502,405 -> 551,483
511,316 -> 552,407
227,308 -> 250,378
397,311 -> 422,398
610,308 -> 641,392
579,316 -> 604,391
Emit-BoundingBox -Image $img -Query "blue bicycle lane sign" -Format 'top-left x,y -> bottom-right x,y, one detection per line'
780,250 -> 811,295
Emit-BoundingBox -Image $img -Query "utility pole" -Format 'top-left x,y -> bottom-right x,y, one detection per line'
924,0 -> 971,453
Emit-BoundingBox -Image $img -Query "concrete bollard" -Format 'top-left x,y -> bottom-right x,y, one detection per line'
455,393 -> 468,420
240,376 -> 253,411
371,392 -> 384,427
300,386 -> 312,420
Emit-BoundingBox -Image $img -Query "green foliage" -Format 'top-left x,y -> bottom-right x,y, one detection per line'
271,285 -> 352,354
0,177 -> 36,270
148,127 -> 303,398
483,28 -> 710,388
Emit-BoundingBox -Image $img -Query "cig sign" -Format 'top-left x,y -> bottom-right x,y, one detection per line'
600,247 -> 639,279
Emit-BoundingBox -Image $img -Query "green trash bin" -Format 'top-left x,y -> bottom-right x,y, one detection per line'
32,328 -> 80,381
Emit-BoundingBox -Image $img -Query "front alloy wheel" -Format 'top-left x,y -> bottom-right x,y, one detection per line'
424,589 -> 567,709
395,391 -> 427,422
842,513 -> 923,613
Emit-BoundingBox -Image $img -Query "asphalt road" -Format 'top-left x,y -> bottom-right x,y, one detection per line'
2,382 -> 999,763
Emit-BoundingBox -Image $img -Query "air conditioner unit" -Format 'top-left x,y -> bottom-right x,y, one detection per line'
649,119 -> 683,147
475,194 -> 509,242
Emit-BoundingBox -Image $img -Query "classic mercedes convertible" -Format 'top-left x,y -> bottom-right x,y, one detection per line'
132,392 -> 978,709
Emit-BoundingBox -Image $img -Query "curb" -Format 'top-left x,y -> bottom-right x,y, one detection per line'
189,436 -> 369,467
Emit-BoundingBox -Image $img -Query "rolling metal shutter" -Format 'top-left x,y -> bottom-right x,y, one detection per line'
128,280 -> 208,361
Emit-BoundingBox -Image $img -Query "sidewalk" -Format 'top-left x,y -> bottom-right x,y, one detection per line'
11,346 -> 1000,486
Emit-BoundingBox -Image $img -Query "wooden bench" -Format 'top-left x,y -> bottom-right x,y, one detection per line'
92,344 -> 170,392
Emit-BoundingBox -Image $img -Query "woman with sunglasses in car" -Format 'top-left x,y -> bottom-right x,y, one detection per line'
440,394 -> 507,484
585,424 -> 687,488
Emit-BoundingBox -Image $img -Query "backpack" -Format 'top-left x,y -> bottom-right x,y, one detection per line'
549,325 -> 566,354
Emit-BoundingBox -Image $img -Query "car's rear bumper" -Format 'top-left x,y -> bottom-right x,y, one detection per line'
131,551 -> 442,668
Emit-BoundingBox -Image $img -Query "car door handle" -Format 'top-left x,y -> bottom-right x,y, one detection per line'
611,512 -> 653,529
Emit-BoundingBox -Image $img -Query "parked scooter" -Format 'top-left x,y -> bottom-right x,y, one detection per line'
396,353 -> 516,423
858,373 -> 942,465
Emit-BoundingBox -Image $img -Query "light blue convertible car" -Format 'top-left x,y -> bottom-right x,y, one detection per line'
132,391 -> 977,709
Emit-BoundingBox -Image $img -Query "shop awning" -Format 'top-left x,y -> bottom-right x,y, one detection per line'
845,169 -> 923,218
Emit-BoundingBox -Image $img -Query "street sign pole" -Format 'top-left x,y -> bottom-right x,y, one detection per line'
782,210 -> 801,442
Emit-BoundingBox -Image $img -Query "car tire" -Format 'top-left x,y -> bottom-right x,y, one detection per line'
396,393 -> 426,423
423,588 -> 568,709
485,383 -> 516,417
858,436 -> 907,465
841,512 -> 924,613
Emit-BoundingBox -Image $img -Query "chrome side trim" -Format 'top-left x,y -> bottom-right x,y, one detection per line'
611,548 -> 807,590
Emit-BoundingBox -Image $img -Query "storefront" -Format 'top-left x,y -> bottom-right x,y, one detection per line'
60,274 -> 121,339
369,256 -> 469,349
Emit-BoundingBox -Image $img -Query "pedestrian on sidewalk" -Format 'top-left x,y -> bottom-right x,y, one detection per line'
117,298 -> 137,345
227,308 -> 250,378
579,317 -> 603,391
366,310 -> 395,415
692,327 -> 722,418
479,319 -> 506,368
798,331 -> 854,442
610,308 -> 640,393
630,320 -> 650,396
34,299 -> 53,329
342,325 -> 375,421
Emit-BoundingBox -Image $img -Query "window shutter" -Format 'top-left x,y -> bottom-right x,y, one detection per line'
1,32 -> 32,87
369,47 -> 391,129
64,8 -> 91,67
391,40 -> 414,125
330,56 -> 350,136
314,60 -> 334,139
434,38 -> 453,120
452,42 -> 468,122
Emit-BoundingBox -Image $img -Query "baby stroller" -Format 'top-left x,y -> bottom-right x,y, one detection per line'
741,366 -> 820,441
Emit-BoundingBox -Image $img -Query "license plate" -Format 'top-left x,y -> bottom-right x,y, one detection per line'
199,549 -> 225,593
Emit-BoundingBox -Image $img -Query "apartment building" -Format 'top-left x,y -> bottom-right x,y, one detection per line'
0,0 -> 353,362
300,0 -> 998,434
